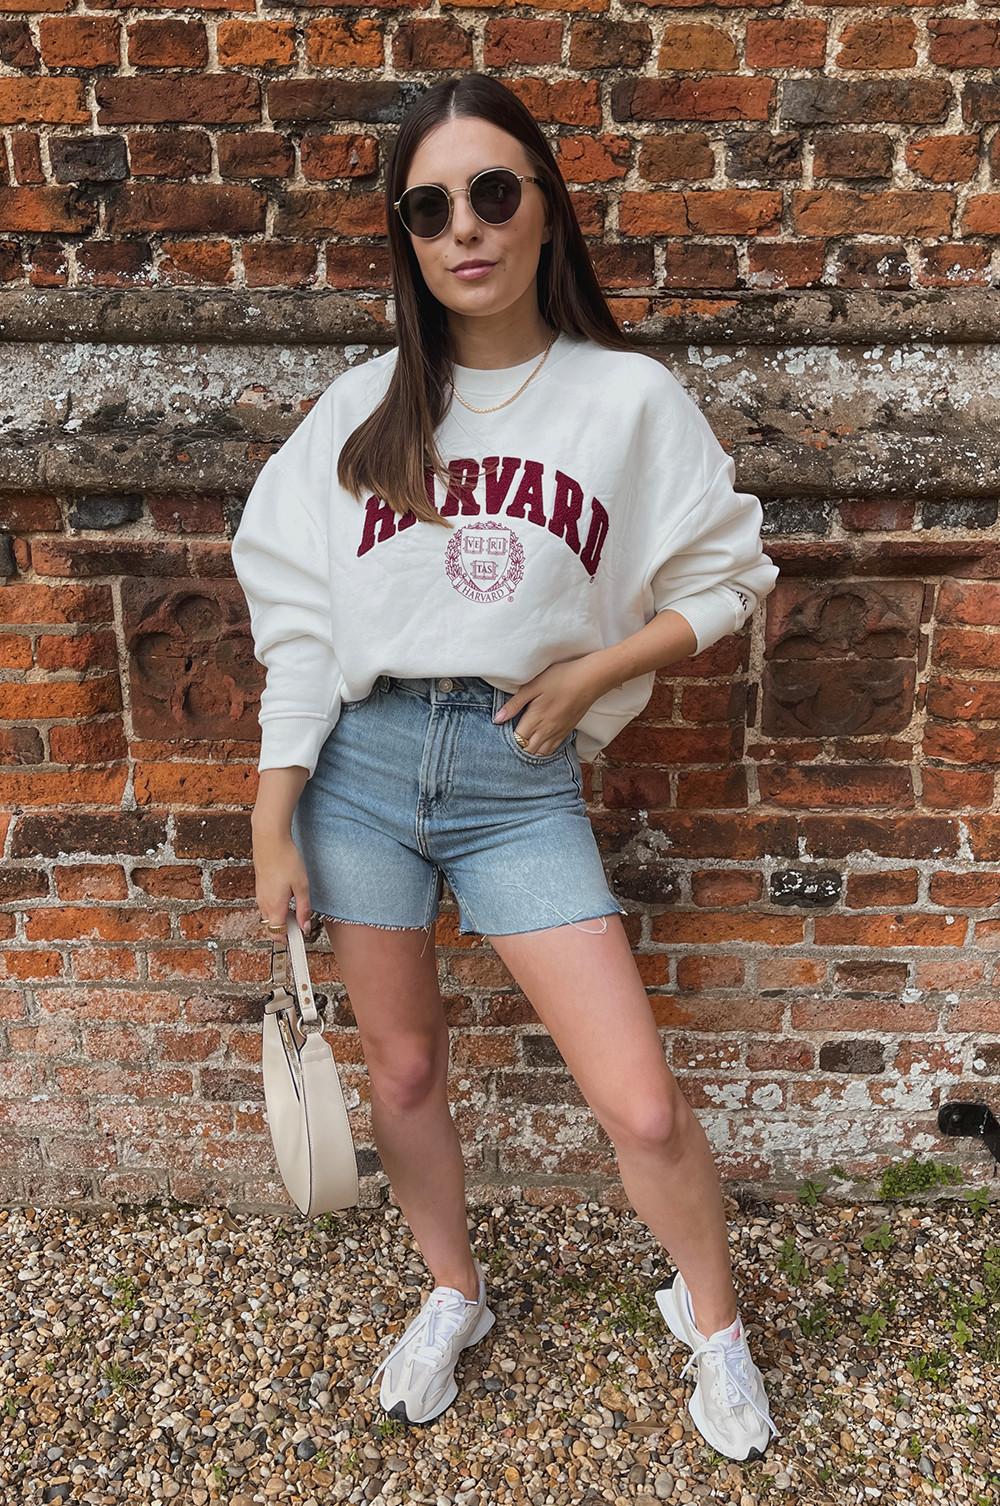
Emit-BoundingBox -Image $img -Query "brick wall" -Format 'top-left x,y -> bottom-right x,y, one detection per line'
1,20 -> 999,1210
2,18 -> 1000,287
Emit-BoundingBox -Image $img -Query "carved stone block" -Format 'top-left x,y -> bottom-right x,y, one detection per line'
122,579 -> 259,742
762,580 -> 921,737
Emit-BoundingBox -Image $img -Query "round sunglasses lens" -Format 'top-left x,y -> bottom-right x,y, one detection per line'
401,185 -> 449,237
470,169 -> 521,224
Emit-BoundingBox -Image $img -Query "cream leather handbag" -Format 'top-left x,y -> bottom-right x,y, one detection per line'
261,909 -> 359,1216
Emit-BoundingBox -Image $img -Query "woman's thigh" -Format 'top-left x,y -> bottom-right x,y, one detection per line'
323,919 -> 448,1088
486,915 -> 682,1144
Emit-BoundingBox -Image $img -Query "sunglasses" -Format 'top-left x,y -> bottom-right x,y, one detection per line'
393,166 -> 544,239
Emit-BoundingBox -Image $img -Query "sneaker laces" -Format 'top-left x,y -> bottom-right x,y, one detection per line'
681,1335 -> 781,1440
368,1287 -> 476,1388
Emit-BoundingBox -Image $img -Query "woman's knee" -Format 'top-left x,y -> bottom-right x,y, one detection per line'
604,1086 -> 687,1153
367,1035 -> 447,1112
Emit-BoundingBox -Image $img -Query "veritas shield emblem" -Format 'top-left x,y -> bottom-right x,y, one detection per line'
444,520 -> 525,604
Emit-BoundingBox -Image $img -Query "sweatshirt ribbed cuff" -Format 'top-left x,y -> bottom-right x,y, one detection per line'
256,715 -> 336,778
657,586 -> 743,656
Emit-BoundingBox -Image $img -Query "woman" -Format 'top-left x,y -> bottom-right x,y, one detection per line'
231,72 -> 781,1459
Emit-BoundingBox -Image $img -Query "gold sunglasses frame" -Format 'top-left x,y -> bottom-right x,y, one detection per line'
393,167 -> 544,239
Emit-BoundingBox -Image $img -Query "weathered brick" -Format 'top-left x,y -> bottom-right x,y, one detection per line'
836,18 -> 917,70
568,18 -> 648,70
780,77 -> 951,126
304,17 -> 384,69
127,19 -> 208,70
95,76 -> 260,127
0,79 -> 89,128
105,182 -> 264,235
39,16 -> 119,69
299,132 -> 378,181
217,131 -> 294,180
813,131 -> 894,180
0,18 -> 39,69
620,188 -> 781,236
962,80 -> 1000,124
747,238 -> 824,287
908,133 -> 979,182
745,18 -> 826,68
726,130 -> 802,181
637,131 -> 714,181
554,133 -> 631,183
928,18 -> 1000,69
837,240 -> 914,287
49,134 -> 128,185
658,23 -> 739,72
792,188 -> 953,236
128,130 -> 212,178
392,19 -> 473,71
962,194 -> 1000,234
613,75 -> 774,123
663,240 -> 738,288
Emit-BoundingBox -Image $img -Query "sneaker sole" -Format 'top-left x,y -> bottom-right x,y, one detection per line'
654,1276 -> 770,1463
379,1301 -> 497,1426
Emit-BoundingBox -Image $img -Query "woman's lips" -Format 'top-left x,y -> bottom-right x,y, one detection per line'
450,263 -> 495,280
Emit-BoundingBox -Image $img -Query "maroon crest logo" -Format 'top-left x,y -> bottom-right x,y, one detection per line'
444,520 -> 525,604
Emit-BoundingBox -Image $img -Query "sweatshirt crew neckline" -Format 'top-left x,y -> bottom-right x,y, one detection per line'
448,330 -> 575,398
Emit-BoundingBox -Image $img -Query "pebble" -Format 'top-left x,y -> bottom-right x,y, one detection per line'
1,1196 -> 996,1503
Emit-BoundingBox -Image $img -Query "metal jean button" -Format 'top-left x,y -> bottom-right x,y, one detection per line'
438,678 -> 454,692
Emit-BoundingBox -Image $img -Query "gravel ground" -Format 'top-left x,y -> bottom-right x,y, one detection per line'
2,1189 -> 997,1506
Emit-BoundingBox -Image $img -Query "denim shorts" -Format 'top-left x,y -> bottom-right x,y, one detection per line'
290,675 -> 625,951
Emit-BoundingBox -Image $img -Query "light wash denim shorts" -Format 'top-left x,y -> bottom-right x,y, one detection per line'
290,675 -> 625,949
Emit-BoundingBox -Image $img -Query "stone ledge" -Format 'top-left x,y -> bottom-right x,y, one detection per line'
2,286 -> 1000,345
3,424 -> 999,499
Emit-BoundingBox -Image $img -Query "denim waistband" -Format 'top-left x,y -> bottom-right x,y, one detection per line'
388,675 -> 498,707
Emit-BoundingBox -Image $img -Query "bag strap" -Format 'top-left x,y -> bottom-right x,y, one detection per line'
266,909 -> 323,1028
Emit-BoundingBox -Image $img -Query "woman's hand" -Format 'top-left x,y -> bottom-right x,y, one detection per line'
493,655 -> 608,757
250,767 -> 314,935
252,825 -> 315,934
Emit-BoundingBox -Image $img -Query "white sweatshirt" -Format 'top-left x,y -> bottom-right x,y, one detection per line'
230,330 -> 779,776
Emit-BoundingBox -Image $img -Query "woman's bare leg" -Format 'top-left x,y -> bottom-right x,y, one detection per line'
488,915 -> 739,1336
325,918 -> 480,1301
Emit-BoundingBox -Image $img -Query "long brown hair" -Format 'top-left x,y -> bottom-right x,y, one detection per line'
337,71 -> 636,530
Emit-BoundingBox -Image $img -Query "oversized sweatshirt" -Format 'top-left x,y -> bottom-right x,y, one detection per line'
230,330 -> 780,776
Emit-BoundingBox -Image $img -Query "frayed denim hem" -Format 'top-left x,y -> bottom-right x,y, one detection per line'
311,910 -> 436,958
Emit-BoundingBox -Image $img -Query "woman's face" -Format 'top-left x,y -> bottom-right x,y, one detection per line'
399,117 -> 551,325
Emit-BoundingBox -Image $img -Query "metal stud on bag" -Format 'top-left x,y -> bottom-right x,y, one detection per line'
260,907 -> 360,1217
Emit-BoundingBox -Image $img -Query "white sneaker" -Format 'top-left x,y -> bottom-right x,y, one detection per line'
368,1257 -> 495,1424
654,1269 -> 781,1461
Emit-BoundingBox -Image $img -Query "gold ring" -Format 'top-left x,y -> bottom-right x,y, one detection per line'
264,922 -> 285,932
513,730 -> 527,749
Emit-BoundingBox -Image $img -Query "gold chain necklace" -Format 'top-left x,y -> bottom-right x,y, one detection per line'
450,332 -> 559,414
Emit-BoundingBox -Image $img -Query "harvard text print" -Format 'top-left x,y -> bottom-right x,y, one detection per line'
357,455 -> 610,604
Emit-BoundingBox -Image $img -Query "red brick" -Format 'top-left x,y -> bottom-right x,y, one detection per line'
906,133 -> 979,182
304,17 -> 384,69
567,18 -> 648,70
38,16 -> 119,68
554,133 -> 631,184
837,18 -> 917,70
392,19 -> 473,71
127,19 -> 208,69
745,18 -> 826,68
658,23 -> 738,71
928,18 -> 1000,68
793,189 -> 954,236
613,75 -> 774,123
963,194 -> 1000,233
217,20 -> 294,68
